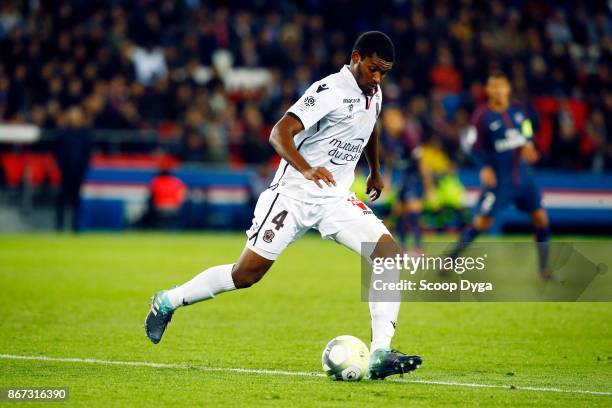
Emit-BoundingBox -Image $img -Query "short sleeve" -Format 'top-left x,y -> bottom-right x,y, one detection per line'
286,81 -> 338,130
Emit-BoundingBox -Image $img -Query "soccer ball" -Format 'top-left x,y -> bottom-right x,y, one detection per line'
321,335 -> 370,381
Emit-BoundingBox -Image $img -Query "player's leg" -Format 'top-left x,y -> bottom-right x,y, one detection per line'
331,228 -> 422,378
165,187 -> 291,305
407,198 -> 423,251
407,177 -> 425,251
368,234 -> 402,353
331,228 -> 422,377
145,190 -> 303,343
395,182 -> 409,248
395,200 -> 408,249
145,249 -> 273,344
516,184 -> 552,278
396,178 -> 423,251
531,208 -> 552,278
166,248 -> 274,307
320,194 -> 421,378
369,234 -> 422,378
448,213 -> 493,258
320,195 -> 401,352
448,189 -> 498,259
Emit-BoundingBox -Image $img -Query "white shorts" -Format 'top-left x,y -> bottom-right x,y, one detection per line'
245,189 -> 391,260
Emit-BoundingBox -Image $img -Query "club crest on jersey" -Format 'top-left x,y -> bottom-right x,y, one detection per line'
263,229 -> 275,243
347,195 -> 372,214
489,120 -> 502,131
303,96 -> 315,106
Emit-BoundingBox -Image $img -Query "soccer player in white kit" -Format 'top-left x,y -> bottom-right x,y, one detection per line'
145,31 -> 422,379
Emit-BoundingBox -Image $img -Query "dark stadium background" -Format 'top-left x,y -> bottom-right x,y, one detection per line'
0,0 -> 611,233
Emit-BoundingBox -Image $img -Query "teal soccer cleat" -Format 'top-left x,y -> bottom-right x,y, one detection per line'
369,348 -> 422,379
144,291 -> 175,344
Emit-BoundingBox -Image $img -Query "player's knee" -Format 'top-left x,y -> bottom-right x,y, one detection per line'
232,271 -> 259,289
232,264 -> 268,289
370,234 -> 401,260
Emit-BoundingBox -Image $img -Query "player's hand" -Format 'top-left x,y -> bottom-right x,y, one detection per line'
521,144 -> 540,164
302,167 -> 336,188
366,173 -> 384,201
480,166 -> 497,188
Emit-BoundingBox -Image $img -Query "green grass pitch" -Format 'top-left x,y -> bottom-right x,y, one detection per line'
0,233 -> 610,406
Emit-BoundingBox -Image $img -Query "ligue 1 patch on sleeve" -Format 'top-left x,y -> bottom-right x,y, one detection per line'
304,96 -> 316,106
297,96 -> 316,113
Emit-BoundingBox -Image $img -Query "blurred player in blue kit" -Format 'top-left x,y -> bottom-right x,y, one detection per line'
381,107 -> 433,252
449,71 -> 552,278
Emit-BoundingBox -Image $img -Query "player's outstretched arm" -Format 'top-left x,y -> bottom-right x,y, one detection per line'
364,122 -> 384,200
269,114 -> 336,188
464,123 -> 496,188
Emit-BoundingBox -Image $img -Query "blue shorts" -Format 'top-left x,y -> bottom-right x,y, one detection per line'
398,175 -> 423,202
476,182 -> 543,217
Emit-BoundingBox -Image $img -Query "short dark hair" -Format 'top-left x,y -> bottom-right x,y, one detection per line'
353,31 -> 395,63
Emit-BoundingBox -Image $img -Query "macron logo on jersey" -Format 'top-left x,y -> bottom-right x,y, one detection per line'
316,84 -> 329,93
489,120 -> 502,131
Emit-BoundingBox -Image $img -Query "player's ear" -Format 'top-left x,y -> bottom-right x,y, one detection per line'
351,51 -> 361,65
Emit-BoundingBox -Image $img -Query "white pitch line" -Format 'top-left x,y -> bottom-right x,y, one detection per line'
0,354 -> 324,378
1,354 -> 611,397
391,378 -> 612,396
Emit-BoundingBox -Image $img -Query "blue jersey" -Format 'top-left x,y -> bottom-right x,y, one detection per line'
469,104 -> 534,186
382,132 -> 423,201
382,129 -> 421,178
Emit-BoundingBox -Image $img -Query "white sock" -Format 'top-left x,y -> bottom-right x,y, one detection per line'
166,264 -> 236,308
369,301 -> 400,352
368,259 -> 401,353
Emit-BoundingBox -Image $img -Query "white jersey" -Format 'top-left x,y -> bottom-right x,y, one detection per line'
269,65 -> 382,203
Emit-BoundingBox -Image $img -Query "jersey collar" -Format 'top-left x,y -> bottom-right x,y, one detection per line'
341,65 -> 376,96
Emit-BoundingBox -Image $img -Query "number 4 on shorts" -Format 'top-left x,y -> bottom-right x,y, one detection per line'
271,210 -> 288,230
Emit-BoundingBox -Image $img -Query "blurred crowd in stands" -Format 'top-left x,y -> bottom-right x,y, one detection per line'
1,0 -> 612,171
